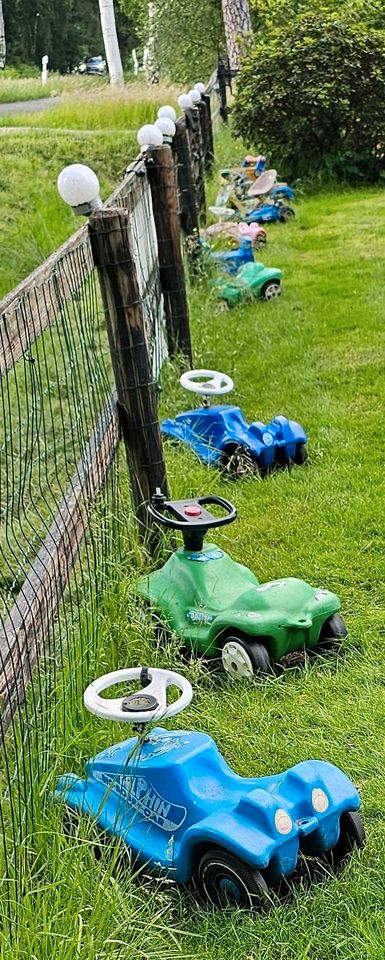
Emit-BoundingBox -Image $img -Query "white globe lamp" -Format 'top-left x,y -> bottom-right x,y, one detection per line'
137,124 -> 163,151
57,163 -> 102,215
157,105 -> 177,122
177,94 -> 193,112
188,88 -> 201,105
155,117 -> 176,143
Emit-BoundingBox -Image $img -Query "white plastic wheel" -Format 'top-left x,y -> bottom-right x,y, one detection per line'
263,282 -> 281,300
221,640 -> 254,680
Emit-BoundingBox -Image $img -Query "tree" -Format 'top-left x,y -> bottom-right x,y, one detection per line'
0,0 -> 5,68
233,8 -> 385,182
120,0 -> 224,83
221,0 -> 251,71
98,0 -> 124,85
2,0 -> 136,73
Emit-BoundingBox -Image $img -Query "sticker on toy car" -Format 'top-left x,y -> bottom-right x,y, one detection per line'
186,610 -> 215,623
94,772 -> 187,831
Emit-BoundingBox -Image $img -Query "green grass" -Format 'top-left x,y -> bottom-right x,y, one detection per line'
0,81 -> 178,129
0,73 -> 66,102
2,129 -> 385,956
0,82 -> 177,295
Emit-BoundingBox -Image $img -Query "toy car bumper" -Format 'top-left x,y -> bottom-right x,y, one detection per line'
176,760 -> 360,884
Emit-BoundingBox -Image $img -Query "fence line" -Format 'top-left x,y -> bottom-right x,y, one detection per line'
0,69 -> 222,941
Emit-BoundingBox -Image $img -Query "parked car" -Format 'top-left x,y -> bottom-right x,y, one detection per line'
78,56 -> 106,76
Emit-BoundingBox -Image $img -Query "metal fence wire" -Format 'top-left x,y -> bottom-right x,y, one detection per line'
0,75 -> 219,943
0,165 -> 168,940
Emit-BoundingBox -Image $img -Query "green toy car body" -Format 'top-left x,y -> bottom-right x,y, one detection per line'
137,494 -> 345,679
215,261 -> 282,306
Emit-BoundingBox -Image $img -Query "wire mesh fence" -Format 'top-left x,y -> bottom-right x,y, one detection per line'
0,73 -> 219,943
0,162 -> 169,941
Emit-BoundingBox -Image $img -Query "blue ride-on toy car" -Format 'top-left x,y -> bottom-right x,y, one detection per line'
55,665 -> 365,909
161,370 -> 307,477
201,236 -> 255,275
244,199 -> 295,225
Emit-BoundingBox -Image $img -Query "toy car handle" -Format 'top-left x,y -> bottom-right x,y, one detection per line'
148,493 -> 237,530
84,666 -> 193,724
180,369 -> 234,397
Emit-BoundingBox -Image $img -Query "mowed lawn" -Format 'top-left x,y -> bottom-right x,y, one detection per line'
3,155 -> 385,956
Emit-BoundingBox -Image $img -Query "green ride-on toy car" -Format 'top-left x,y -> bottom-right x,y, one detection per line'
215,261 -> 282,306
137,492 -> 347,679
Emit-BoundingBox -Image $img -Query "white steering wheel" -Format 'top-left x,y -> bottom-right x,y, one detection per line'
180,369 -> 234,397
84,666 -> 193,724
208,205 -> 236,222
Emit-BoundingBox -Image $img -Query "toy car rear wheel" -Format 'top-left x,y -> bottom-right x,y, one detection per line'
261,280 -> 281,300
316,613 -> 347,652
221,635 -> 275,679
198,847 -> 272,909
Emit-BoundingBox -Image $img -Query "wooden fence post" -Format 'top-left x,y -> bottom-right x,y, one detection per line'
202,94 -> 215,170
145,144 -> 192,361
185,107 -> 207,223
88,207 -> 168,539
217,60 -> 228,123
173,118 -> 200,238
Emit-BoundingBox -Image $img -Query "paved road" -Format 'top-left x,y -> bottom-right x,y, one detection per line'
0,97 -> 61,115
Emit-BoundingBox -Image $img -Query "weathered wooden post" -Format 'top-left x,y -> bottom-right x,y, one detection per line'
145,144 -> 192,361
173,118 -> 200,238
217,60 -> 228,123
88,207 -> 168,540
185,107 -> 207,222
202,93 -> 215,170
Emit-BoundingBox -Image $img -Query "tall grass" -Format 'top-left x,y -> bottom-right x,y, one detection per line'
0,81 -> 178,128
2,116 -> 385,960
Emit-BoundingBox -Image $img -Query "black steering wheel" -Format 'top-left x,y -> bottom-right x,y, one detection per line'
149,489 -> 236,550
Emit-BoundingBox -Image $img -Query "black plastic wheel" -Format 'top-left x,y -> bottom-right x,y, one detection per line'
279,206 -> 295,222
221,634 -> 275,679
221,445 -> 259,479
317,613 -> 347,652
197,847 -> 272,909
274,445 -> 289,469
322,811 -> 365,872
261,280 -> 282,300
293,442 -> 308,466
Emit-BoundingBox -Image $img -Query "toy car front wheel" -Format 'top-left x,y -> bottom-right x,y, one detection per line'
316,613 -> 347,652
317,811 -> 365,875
279,206 -> 295,222
293,442 -> 308,466
261,280 -> 281,300
221,635 -> 275,679
198,847 -> 272,909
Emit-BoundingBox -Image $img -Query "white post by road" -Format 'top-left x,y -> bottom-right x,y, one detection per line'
42,54 -> 49,86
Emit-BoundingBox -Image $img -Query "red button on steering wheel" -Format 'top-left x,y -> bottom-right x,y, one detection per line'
184,505 -> 202,517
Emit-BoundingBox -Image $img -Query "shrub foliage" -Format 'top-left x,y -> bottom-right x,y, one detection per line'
233,9 -> 385,182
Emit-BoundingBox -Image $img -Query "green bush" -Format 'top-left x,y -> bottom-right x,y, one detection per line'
233,9 -> 385,182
